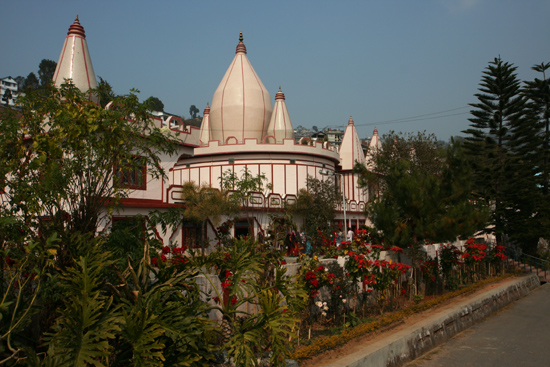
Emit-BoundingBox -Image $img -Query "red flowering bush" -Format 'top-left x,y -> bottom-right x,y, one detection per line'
299,257 -> 330,299
462,238 -> 487,263
420,258 -> 439,283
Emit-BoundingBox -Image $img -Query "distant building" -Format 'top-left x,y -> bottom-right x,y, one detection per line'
1,77 -> 20,106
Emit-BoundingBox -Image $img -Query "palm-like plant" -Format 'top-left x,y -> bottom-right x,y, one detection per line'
201,238 -> 304,366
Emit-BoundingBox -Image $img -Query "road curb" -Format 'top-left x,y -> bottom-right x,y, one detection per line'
321,274 -> 540,367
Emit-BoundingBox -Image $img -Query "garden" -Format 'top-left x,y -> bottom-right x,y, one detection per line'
0,214 -> 512,367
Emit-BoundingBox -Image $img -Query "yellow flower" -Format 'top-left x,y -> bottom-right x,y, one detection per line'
314,256 -> 318,261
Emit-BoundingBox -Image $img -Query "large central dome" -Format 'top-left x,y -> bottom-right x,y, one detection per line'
209,33 -> 272,144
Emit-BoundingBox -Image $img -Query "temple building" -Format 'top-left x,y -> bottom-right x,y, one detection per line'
48,17 -> 380,249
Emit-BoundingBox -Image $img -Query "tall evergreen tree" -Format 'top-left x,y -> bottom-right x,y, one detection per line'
22,72 -> 40,91
38,59 -> 57,87
524,62 -> 550,194
522,62 -> 550,250
463,57 -> 525,246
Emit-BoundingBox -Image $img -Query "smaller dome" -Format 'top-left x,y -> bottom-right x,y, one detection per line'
339,116 -> 365,170
53,16 -> 98,102
266,87 -> 293,143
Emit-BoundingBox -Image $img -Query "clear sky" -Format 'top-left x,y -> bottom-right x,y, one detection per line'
2,1 -> 549,141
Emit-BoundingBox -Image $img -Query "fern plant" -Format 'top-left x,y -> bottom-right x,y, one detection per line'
109,243 -> 217,367
44,242 -> 121,367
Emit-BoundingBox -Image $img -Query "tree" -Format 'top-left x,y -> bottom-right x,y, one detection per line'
463,57 -> 528,247
524,63 -> 550,195
145,96 -> 164,112
38,59 -> 57,87
180,181 -> 238,253
355,133 -> 489,294
22,72 -> 39,91
220,167 -> 272,211
189,104 -> 199,119
518,62 -> 550,251
358,131 -> 446,196
287,176 -> 340,246
14,76 -> 25,90
97,76 -> 116,108
0,82 -> 181,269
1,88 -> 13,105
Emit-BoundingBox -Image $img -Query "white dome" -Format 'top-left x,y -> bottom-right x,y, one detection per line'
266,87 -> 293,143
209,33 -> 272,144
53,16 -> 98,102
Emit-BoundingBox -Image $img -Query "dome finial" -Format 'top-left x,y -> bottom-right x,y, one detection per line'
236,31 -> 247,54
68,15 -> 86,37
275,86 -> 285,100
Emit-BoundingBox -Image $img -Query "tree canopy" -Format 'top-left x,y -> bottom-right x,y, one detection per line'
0,82 -> 181,267
145,96 -> 165,112
38,59 -> 57,87
463,57 -> 550,253
287,176 -> 341,244
356,132 -> 489,255
189,104 -> 199,119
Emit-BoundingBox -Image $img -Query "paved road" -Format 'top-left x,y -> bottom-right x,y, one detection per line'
405,283 -> 550,367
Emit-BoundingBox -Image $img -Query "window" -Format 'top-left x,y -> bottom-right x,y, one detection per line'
116,156 -> 147,190
183,222 -> 201,249
234,218 -> 252,240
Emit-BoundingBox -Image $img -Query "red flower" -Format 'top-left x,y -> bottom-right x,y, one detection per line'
172,247 -> 185,255
151,257 -> 158,267
171,256 -> 188,265
231,297 -> 238,305
213,296 -> 220,304
162,246 -> 171,254
401,289 -> 407,295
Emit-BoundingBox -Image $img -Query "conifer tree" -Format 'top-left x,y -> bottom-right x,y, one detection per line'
463,57 -> 525,246
522,62 -> 550,250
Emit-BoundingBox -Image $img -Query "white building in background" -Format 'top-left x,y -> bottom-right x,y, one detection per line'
1,77 -> 20,106
39,17 -> 384,250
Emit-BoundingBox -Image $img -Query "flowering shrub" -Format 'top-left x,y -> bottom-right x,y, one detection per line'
420,258 -> 439,283
299,257 -> 329,298
292,273 -> 512,362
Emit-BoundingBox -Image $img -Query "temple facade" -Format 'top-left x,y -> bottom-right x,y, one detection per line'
47,17 -> 381,249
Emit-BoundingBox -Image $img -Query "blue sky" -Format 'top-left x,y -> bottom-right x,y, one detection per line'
2,0 -> 549,141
